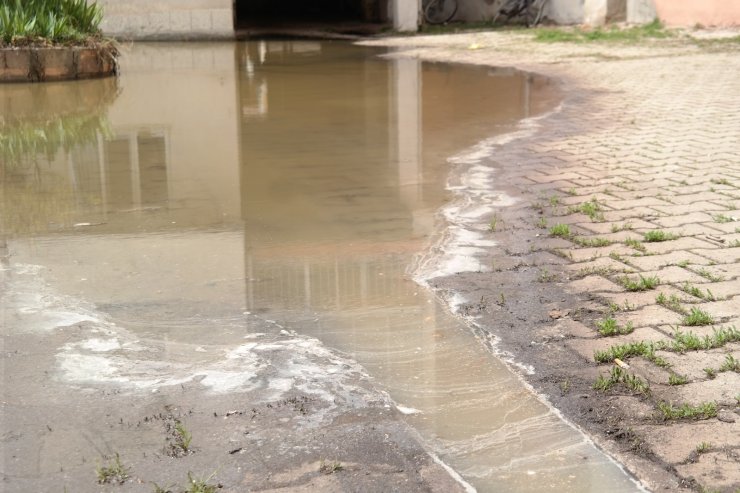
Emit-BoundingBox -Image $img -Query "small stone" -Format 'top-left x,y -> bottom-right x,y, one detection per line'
717,410 -> 736,423
549,309 -> 563,319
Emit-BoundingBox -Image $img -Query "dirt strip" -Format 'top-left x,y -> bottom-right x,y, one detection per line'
365,29 -> 740,493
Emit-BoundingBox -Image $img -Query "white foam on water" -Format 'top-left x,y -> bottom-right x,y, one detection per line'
412,108 -> 559,285
396,405 -> 422,415
2,263 -> 103,333
3,260 -> 384,418
79,338 -> 121,352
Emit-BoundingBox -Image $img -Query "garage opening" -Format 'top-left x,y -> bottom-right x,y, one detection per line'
234,0 -> 390,38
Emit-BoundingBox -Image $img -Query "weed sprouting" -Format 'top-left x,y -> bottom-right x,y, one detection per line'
549,223 -> 571,238
560,379 -> 571,393
671,326 -> 740,352
657,401 -> 717,420
593,366 -> 649,394
682,307 -> 714,326
537,269 -> 559,283
175,421 -> 192,452
185,471 -> 219,493
596,317 -> 634,336
319,460 -> 344,475
713,213 -> 733,223
594,340 -> 659,363
680,282 -> 716,301
611,223 -> 633,233
573,236 -> 612,247
568,198 -> 604,221
695,442 -> 712,454
710,177 -> 731,186
624,238 -> 647,252
703,367 -> 717,379
655,293 -> 687,314
693,268 -> 724,282
719,354 -> 740,373
489,214 -> 500,232
668,373 -> 688,385
619,274 -> 659,292
96,453 -> 129,485
643,230 -> 679,242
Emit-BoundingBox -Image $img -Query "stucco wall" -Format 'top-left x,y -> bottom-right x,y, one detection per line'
653,0 -> 740,27
626,0 -> 656,23
98,0 -> 234,40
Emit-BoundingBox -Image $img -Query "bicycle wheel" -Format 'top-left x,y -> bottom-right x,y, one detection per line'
424,0 -> 458,24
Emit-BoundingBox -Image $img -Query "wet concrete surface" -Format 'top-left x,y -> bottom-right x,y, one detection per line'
2,41 -> 640,491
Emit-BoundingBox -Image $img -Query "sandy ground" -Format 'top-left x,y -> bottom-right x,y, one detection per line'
363,28 -> 740,493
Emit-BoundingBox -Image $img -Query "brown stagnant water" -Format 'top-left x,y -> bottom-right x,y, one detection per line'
0,41 -> 641,492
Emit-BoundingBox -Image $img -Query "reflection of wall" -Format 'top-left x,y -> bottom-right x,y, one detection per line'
108,43 -> 241,227
101,129 -> 169,209
238,42 -> 403,244
1,44 -> 242,235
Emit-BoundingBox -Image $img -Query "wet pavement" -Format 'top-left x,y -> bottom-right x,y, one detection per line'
365,29 -> 740,493
3,41 -> 641,491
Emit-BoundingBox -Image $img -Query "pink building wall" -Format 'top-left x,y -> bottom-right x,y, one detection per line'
653,0 -> 740,27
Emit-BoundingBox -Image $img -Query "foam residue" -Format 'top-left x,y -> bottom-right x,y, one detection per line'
3,261 -> 386,420
3,263 -> 103,333
412,108 -> 559,285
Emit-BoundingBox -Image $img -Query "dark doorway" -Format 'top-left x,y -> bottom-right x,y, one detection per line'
234,0 -> 389,37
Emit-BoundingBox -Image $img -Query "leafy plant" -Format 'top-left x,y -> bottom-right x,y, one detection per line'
0,0 -> 103,44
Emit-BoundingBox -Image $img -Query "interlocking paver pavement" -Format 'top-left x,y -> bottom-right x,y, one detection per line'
369,30 -> 740,493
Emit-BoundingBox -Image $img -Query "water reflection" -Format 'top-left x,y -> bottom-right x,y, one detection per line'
1,42 -> 638,492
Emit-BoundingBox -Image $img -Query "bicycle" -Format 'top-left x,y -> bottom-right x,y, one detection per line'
422,0 -> 458,25
493,0 -> 548,27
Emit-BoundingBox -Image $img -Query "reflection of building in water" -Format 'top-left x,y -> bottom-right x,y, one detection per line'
1,44 -> 242,235
236,41 -> 556,314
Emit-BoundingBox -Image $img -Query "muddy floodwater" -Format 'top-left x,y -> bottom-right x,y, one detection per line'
2,42 -> 641,492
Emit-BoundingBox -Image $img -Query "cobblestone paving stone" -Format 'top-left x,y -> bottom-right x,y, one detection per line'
367,30 -> 740,493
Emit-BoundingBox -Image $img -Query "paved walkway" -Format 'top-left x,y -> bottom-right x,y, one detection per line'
368,30 -> 740,492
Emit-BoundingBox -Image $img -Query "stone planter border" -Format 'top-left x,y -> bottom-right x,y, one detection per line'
0,45 -> 117,83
